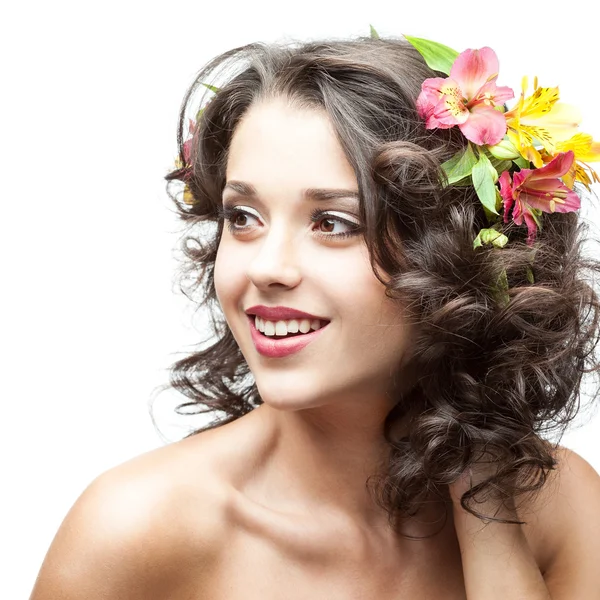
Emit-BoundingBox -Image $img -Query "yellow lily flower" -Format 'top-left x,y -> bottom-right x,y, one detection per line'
554,133 -> 600,189
505,76 -> 582,168
183,184 -> 195,205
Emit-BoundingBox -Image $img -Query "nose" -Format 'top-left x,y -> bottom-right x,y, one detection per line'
245,224 -> 302,289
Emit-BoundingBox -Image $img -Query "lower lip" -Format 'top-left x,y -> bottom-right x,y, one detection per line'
248,316 -> 330,358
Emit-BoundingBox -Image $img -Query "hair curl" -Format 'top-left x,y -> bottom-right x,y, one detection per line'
153,34 -> 600,536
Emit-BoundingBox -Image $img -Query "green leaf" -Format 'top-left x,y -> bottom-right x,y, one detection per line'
525,266 -> 535,284
201,83 -> 220,93
195,84 -> 220,121
442,143 -> 478,185
482,204 -> 498,224
369,24 -> 379,39
529,207 -> 543,230
487,156 -> 513,177
473,227 -> 508,249
495,188 -> 503,213
492,268 -> 510,307
404,35 -> 459,75
472,153 -> 499,216
513,156 -> 530,169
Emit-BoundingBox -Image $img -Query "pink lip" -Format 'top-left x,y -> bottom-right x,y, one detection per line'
247,315 -> 329,358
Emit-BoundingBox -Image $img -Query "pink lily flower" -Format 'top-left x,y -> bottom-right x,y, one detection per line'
182,118 -> 196,165
498,151 -> 580,246
416,47 -> 514,145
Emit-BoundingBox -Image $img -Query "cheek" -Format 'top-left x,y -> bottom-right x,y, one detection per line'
214,243 -> 237,309
319,248 -> 375,292
352,287 -> 412,352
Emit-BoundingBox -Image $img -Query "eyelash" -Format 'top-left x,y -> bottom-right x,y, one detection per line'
216,205 -> 363,240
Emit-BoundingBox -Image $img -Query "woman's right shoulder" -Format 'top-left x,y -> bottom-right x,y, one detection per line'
29,430 -> 232,600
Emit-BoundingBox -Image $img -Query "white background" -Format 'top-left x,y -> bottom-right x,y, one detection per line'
3,1 -> 600,597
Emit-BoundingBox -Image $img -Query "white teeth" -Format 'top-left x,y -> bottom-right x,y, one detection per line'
254,316 -> 327,337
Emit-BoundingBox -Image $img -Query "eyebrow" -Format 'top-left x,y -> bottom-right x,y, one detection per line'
222,180 -> 360,204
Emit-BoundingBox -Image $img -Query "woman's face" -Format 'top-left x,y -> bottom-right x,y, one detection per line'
214,96 -> 414,413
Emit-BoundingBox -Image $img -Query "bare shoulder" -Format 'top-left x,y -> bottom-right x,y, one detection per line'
520,444 -> 600,586
29,430 -> 231,600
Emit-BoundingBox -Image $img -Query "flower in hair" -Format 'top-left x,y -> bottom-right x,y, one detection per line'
499,151 -> 580,246
171,118 -> 196,205
504,77 -> 581,168
401,34 -> 600,254
416,47 -> 514,146
170,83 -> 219,205
552,133 -> 600,189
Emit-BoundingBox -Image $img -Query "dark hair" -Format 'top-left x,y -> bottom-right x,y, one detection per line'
153,34 -> 600,535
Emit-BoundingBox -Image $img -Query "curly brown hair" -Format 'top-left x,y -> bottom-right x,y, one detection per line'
153,34 -> 600,536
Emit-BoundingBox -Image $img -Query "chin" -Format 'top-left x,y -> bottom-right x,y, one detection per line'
256,389 -> 330,413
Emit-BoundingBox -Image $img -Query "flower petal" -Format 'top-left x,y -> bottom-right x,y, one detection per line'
458,104 -> 507,145
417,77 -> 467,127
416,77 -> 449,116
521,186 -> 580,214
433,86 -> 469,125
558,133 -> 600,163
512,151 -> 581,222
474,81 -> 515,106
183,138 -> 193,163
499,170 -> 514,222
582,142 -> 600,163
527,150 -> 574,181
450,47 -> 500,100
523,210 -> 539,247
521,102 -> 582,142
492,85 -> 515,104
506,128 -> 543,166
512,196 -> 524,225
519,86 -> 560,119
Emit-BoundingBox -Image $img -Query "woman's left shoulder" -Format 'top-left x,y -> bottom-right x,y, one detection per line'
521,444 -> 600,592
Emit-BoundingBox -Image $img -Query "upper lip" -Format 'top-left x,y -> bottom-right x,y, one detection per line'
245,305 -> 330,322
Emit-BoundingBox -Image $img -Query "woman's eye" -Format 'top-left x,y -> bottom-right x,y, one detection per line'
216,206 -> 362,240
230,210 -> 254,228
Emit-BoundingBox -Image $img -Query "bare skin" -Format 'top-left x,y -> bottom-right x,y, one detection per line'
130,404 -> 552,600
176,406 -> 466,600
29,403 -> 559,600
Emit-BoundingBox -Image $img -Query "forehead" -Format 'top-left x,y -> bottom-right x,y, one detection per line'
225,97 -> 358,191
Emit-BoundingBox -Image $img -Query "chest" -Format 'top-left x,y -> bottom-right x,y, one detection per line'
192,521 -> 468,600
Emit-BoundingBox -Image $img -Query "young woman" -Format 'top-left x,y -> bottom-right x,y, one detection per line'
30,33 -> 600,599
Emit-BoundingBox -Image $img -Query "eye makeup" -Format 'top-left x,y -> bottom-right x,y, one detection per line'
216,204 -> 363,240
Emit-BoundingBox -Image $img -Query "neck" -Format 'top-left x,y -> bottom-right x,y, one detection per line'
247,400 -> 407,528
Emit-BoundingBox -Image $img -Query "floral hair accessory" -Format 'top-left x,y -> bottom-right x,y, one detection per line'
169,83 -> 219,205
400,33 -> 600,251
172,30 -> 600,257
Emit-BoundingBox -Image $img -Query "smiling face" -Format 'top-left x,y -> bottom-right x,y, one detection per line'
214,96 -> 415,413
